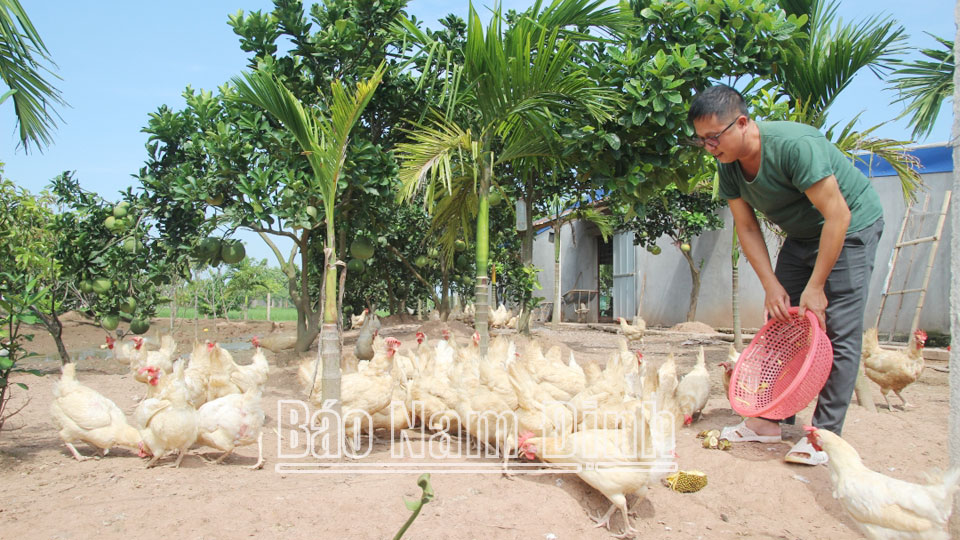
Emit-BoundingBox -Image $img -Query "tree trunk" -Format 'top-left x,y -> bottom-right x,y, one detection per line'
474,153 -> 492,354
681,248 -> 701,322
266,292 -> 272,322
475,277 -> 490,351
384,271 -> 398,315
519,194 -> 535,335
731,230 -> 742,350
170,280 -> 177,332
319,322 -> 342,438
36,310 -> 70,365
552,222 -> 562,330
194,290 -> 199,342
243,294 -> 248,320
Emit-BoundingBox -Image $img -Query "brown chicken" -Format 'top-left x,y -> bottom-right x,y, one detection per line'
861,328 -> 928,409
806,426 -> 960,540
718,344 -> 739,397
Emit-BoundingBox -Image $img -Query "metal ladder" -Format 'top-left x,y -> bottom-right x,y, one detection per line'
874,191 -> 952,341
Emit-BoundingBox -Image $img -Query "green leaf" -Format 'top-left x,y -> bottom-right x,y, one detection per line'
602,133 -> 621,151
403,498 -> 420,511
15,382 -> 28,390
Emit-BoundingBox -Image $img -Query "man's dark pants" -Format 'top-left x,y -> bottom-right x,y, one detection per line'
763,217 -> 884,436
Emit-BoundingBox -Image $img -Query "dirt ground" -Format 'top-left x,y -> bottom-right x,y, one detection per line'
0,315 -> 953,540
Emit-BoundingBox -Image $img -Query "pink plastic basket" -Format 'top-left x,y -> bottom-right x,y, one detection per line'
728,307 -> 833,419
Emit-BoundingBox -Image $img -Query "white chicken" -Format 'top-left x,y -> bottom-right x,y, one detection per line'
130,335 -> 177,384
135,360 -> 199,468
676,346 -> 710,425
230,337 -> 270,394
805,426 -> 960,540
50,362 -> 142,460
196,387 -> 266,469
618,315 -> 646,344
518,356 -> 680,537
350,308 -> 369,329
104,335 -> 138,369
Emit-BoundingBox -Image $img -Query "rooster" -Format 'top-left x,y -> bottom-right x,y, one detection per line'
50,363 -> 142,460
862,328 -> 928,409
676,346 -> 710,425
805,426 -> 960,540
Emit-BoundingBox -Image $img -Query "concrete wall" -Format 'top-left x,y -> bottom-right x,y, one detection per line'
532,170 -> 954,333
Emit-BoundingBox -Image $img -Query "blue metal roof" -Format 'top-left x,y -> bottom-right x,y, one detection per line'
853,143 -> 952,178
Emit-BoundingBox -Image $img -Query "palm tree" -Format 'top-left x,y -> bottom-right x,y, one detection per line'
396,0 -> 631,350
887,35 -> 954,142
771,0 -> 922,201
0,0 -> 65,152
231,64 -> 385,411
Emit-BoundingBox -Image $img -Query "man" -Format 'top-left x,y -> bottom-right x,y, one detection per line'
688,85 -> 884,465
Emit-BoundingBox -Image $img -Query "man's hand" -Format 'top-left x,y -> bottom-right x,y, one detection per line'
764,280 -> 792,322
799,285 -> 827,330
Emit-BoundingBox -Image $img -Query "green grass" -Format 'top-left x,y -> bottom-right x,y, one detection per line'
154,306 -> 300,322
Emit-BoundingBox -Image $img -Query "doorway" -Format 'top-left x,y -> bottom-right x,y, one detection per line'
598,237 -> 613,322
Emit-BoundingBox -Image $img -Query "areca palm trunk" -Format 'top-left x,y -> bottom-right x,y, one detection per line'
320,214 -> 341,415
474,155 -> 492,353
552,221 -> 562,330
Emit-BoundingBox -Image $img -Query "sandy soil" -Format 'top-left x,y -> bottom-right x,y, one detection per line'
0,316 -> 952,540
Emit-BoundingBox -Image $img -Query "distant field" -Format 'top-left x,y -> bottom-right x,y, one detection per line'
154,306 -> 300,322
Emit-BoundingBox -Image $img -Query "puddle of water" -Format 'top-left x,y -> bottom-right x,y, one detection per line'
218,341 -> 253,351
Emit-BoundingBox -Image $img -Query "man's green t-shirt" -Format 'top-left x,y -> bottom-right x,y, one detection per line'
717,121 -> 883,240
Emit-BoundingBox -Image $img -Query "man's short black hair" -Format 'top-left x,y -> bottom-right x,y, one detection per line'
688,84 -> 749,124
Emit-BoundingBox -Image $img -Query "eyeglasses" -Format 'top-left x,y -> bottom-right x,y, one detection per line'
691,116 -> 740,148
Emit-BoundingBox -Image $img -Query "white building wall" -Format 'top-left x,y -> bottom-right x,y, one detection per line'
531,169 -> 953,334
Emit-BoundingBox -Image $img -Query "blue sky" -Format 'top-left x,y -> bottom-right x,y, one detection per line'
3,0 -> 954,264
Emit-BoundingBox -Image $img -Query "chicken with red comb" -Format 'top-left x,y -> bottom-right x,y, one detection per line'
805,425 -> 960,540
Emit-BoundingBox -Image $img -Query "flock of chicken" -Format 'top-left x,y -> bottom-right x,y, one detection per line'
296,324 -> 715,536
47,317 -> 958,539
50,335 -> 269,468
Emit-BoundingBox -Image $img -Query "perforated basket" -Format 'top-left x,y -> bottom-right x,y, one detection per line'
728,308 -> 833,420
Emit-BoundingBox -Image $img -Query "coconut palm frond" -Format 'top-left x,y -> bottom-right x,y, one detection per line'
0,0 -> 65,151
888,34 -> 954,141
828,117 -> 923,203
